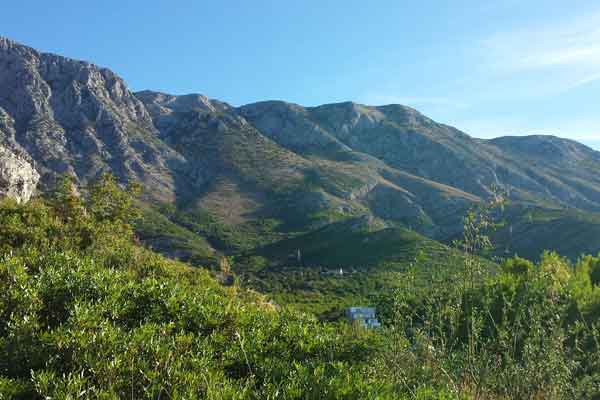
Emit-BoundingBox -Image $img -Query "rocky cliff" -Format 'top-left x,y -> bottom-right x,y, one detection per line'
0,36 -> 185,201
0,144 -> 38,202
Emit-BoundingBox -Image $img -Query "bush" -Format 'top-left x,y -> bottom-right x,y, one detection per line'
3,174 -> 600,398
0,175 -> 389,399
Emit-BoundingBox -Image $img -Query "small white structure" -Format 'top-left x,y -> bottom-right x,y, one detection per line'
346,307 -> 381,329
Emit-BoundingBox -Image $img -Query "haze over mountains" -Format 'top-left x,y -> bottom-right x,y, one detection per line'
1,36 -> 599,262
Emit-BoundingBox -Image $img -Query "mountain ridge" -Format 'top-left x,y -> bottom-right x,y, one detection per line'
1,36 -> 599,264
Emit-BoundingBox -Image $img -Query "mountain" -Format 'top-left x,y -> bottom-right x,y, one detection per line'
0,37 -> 184,201
0,36 -> 599,270
241,101 -> 600,211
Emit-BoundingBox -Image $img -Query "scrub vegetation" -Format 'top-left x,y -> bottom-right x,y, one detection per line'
2,175 -> 600,399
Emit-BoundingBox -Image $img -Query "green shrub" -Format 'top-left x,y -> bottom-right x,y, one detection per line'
0,175 -> 389,399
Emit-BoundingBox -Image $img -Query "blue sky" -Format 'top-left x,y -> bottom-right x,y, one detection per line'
3,1 -> 600,149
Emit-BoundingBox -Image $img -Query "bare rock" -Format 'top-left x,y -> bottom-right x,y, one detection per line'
0,144 -> 39,203
0,36 -> 185,201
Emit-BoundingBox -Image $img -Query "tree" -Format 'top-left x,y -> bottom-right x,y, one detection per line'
49,174 -> 85,223
219,256 -> 232,276
87,173 -> 141,226
588,256 -> 600,286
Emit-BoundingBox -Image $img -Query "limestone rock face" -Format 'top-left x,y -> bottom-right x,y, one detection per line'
238,101 -> 353,156
0,36 -> 185,201
135,90 -> 232,135
0,145 -> 39,203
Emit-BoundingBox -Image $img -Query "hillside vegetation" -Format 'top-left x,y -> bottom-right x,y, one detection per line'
3,176 -> 600,399
0,176 -> 386,399
3,37 -> 600,399
235,217 -> 469,316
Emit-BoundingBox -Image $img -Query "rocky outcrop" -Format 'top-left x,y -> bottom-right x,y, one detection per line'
0,36 -> 185,201
135,90 -> 232,135
0,144 -> 39,203
239,101 -> 352,157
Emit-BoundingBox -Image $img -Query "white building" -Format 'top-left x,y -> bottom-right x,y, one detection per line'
346,307 -> 381,329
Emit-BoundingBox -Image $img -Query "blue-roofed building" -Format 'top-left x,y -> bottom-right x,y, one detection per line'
346,307 -> 381,329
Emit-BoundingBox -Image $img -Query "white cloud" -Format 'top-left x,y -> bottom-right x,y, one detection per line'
481,10 -> 600,92
564,72 -> 600,90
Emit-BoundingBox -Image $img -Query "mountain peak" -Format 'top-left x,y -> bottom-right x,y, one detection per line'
135,90 -> 230,114
489,135 -> 599,161
239,100 -> 306,114
0,36 -> 184,199
0,36 -> 19,50
0,36 -> 39,55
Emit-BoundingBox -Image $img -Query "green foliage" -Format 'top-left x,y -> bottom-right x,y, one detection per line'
88,173 -> 142,227
493,205 -> 600,261
587,256 -> 600,286
238,222 -> 465,316
155,204 -> 284,252
4,173 -> 600,398
0,175 -> 400,399
501,256 -> 533,276
371,252 -> 600,398
371,203 -> 600,399
135,205 -> 216,266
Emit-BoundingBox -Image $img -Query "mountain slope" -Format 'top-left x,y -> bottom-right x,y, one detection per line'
0,36 -> 599,269
236,215 -> 472,314
0,37 -> 185,200
242,100 -> 600,211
